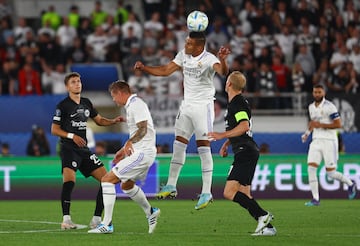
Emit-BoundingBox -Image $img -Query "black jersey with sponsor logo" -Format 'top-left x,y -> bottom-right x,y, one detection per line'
225,94 -> 255,153
52,96 -> 98,147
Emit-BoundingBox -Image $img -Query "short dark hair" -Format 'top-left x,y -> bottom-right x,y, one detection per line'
189,31 -> 206,45
108,80 -> 131,93
313,83 -> 324,90
64,72 -> 80,85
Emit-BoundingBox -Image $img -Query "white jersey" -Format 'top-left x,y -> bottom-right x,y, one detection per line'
125,94 -> 156,155
173,49 -> 220,104
308,98 -> 340,141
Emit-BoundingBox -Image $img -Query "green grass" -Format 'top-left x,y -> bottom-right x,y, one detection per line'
0,199 -> 359,246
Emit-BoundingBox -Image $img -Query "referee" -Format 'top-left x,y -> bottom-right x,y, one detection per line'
208,71 -> 276,236
51,72 -> 123,230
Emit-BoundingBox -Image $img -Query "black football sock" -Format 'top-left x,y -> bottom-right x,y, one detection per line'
61,181 -> 75,215
94,185 -> 104,217
233,192 -> 267,220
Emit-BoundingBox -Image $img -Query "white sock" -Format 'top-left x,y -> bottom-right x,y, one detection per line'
167,140 -> 187,186
327,170 -> 353,186
63,215 -> 71,222
198,146 -> 213,194
123,185 -> 152,217
101,182 -> 116,226
308,166 -> 319,201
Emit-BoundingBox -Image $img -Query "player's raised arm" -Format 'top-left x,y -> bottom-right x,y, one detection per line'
134,61 -> 180,77
213,46 -> 231,76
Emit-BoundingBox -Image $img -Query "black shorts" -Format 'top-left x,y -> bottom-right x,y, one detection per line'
60,144 -> 104,177
227,141 -> 259,186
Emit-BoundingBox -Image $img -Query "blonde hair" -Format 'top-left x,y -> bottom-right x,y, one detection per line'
228,71 -> 246,91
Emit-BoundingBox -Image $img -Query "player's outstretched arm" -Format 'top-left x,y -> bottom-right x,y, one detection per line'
134,61 -> 180,76
93,114 -> 124,126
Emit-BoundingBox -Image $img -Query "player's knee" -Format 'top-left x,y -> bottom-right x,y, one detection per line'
121,180 -> 135,191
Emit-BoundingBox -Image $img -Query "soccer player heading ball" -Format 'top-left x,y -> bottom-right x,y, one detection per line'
134,31 -> 230,209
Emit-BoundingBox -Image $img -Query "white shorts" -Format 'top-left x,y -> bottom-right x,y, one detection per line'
307,139 -> 338,169
174,100 -> 214,141
112,150 -> 156,183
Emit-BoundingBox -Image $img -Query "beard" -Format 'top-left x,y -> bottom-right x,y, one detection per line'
314,96 -> 324,103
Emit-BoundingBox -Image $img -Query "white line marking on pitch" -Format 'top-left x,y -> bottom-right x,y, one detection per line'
0,219 -> 87,233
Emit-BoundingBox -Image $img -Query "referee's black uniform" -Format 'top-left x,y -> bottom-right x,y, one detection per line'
225,94 -> 259,185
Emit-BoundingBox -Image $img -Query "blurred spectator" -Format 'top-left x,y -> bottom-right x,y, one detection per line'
18,30 -> 39,66
77,18 -> 93,47
67,37 -> 89,64
291,62 -> 306,93
144,11 -> 164,39
0,0 -> 12,22
95,141 -> 107,156
0,59 -> 17,95
41,5 -> 61,30
41,62 -> 67,94
121,12 -> 143,40
68,5 -> 80,28
86,26 -> 109,62
256,46 -> 272,66
121,42 -> 143,80
0,15 -> 13,45
90,1 -> 108,28
345,65 -> 359,94
250,25 -> 275,58
330,44 -> 349,76
102,15 -> 121,62
349,42 -> 360,75
0,142 -> 12,157
18,63 -> 42,96
127,69 -> 153,97
13,17 -> 32,47
327,64 -> 349,93
38,32 -> 62,66
0,35 -> 21,64
294,44 -> 316,92
115,0 -> 129,25
254,62 -> 278,109
26,125 -> 50,156
312,28 -> 331,68
275,25 -> 296,67
229,26 -> 249,57
37,19 -> 55,39
272,55 -> 291,108
312,59 -> 331,90
291,62 -> 307,109
206,16 -> 229,54
56,16 -> 77,61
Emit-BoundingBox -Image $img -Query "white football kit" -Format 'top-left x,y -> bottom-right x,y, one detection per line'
172,49 -> 220,140
307,98 -> 340,168
112,94 -> 157,182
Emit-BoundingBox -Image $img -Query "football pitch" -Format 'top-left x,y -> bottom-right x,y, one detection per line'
0,199 -> 359,246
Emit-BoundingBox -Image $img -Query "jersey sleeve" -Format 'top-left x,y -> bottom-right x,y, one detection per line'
172,49 -> 184,67
85,98 -> 98,118
52,103 -> 62,125
328,103 -> 340,120
132,100 -> 151,124
208,53 -> 220,69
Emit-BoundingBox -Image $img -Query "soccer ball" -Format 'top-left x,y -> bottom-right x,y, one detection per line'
186,10 -> 209,32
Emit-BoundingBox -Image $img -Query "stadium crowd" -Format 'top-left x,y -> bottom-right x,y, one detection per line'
0,0 -> 359,110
